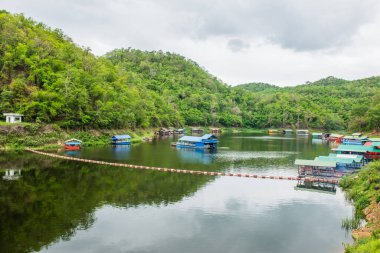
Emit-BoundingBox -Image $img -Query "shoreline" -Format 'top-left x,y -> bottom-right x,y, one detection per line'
340,161 -> 380,252
1,123 -> 378,152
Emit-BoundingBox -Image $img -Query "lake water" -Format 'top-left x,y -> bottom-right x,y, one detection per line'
0,132 -> 354,253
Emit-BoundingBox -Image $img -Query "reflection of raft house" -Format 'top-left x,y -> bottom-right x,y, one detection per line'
111,135 -> 131,145
176,134 -> 218,150
2,169 -> 22,181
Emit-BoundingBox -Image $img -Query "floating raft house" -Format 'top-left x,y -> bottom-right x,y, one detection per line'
111,135 -> 131,145
332,144 -> 380,160
283,129 -> 293,134
176,134 -> 218,150
315,156 -> 363,169
156,128 -> 172,135
342,135 -> 369,145
268,129 -> 281,134
210,128 -> 222,134
64,139 -> 82,151
312,133 -> 323,139
296,129 -> 309,135
295,159 -> 337,177
173,128 -> 185,134
191,127 -> 204,134
328,133 -> 344,142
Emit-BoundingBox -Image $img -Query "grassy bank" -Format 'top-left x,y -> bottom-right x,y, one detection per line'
340,161 -> 380,252
0,123 -> 156,150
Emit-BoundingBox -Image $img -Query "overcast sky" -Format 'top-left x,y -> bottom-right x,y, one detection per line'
2,0 -> 380,86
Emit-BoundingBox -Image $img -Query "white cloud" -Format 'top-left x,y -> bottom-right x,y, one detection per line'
1,0 -> 380,86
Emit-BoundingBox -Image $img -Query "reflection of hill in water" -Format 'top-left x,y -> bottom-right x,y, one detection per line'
178,149 -> 216,165
0,152 -> 211,253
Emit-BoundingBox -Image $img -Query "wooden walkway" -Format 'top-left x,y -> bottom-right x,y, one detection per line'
25,148 -> 340,184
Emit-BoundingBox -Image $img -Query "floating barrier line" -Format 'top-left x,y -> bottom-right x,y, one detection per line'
25,148 -> 340,184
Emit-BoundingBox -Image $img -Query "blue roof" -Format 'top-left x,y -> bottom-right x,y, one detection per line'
179,136 -> 203,142
112,135 -> 131,140
65,141 -> 81,145
201,134 -> 217,140
179,134 -> 218,143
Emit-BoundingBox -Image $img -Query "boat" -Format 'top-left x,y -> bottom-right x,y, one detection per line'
64,139 -> 82,150
111,135 -> 131,145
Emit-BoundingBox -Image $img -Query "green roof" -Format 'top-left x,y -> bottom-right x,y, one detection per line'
333,145 -> 380,153
295,159 -> 336,167
315,156 -> 360,164
370,142 -> 380,146
369,138 -> 380,142
328,153 -> 364,161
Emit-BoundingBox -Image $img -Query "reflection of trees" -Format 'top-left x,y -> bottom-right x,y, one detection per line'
0,153 -> 212,253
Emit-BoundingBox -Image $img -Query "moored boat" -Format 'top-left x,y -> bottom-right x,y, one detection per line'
111,135 -> 131,145
64,139 -> 82,150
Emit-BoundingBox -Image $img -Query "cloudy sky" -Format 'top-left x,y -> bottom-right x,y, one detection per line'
2,0 -> 380,86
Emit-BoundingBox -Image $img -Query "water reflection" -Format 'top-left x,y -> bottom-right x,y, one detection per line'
177,149 -> 216,165
65,150 -> 81,157
112,145 -> 131,160
0,133 -> 354,253
2,169 -> 22,180
37,178 -> 352,253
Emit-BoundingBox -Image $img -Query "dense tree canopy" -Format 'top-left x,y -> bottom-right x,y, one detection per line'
0,11 -> 379,131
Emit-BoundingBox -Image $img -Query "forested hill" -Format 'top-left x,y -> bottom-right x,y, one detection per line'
0,11 -> 379,130
235,76 -> 380,130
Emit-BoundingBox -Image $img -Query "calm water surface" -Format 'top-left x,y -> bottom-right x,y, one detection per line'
0,133 -> 353,253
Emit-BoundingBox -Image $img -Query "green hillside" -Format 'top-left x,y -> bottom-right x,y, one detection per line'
234,82 -> 279,92
235,76 -> 380,130
0,10 -> 379,131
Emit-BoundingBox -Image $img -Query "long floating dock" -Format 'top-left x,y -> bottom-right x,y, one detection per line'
25,148 -> 340,184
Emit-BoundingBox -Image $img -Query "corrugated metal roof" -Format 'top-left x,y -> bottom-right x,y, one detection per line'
315,156 -> 358,164
370,142 -> 380,147
369,138 -> 380,142
312,133 -> 323,135
333,145 -> 369,152
201,134 -> 217,140
294,159 -> 336,167
329,153 -> 364,161
333,145 -> 380,153
179,136 -> 202,142
112,135 -> 131,140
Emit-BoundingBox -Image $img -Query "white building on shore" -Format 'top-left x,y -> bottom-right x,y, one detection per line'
3,113 -> 23,123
